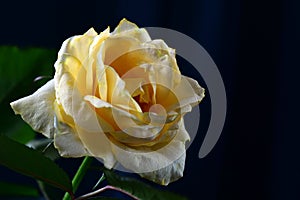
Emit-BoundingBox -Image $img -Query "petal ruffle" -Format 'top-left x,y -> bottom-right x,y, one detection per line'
168,76 -> 205,114
110,119 -> 189,184
84,95 -> 169,142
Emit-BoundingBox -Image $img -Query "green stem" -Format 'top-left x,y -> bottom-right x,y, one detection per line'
63,157 -> 93,200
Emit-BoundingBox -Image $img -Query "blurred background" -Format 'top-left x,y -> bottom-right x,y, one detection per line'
0,0 -> 299,199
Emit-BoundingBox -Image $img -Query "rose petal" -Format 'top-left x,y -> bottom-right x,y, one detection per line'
54,54 -> 87,97
121,63 -> 181,112
54,118 -> 90,157
55,64 -> 116,168
57,28 -> 97,67
55,28 -> 98,93
112,19 -> 151,42
140,153 -> 186,185
10,80 -> 55,138
84,94 -> 142,132
113,19 -> 138,33
76,127 -> 116,169
186,76 -> 206,105
147,39 -> 180,74
168,76 -> 205,113
84,28 -> 98,37
86,27 -> 111,94
96,37 -> 137,101
100,37 -> 145,76
95,62 -> 142,112
84,94 -> 181,147
103,37 -> 182,109
111,119 -> 189,185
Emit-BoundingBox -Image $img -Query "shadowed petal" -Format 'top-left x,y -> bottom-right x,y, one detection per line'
54,118 -> 90,157
140,153 -> 186,185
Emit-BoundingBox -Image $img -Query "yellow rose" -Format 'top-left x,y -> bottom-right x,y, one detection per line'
10,19 -> 204,185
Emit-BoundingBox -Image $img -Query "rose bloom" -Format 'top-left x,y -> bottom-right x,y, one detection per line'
11,19 -> 204,185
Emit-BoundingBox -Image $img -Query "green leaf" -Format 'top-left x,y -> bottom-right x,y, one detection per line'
0,181 -> 39,197
6,123 -> 36,144
0,46 -> 56,144
0,46 -> 55,103
103,169 -> 187,200
0,136 -> 73,197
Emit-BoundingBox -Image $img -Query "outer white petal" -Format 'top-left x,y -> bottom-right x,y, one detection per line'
186,76 -> 205,105
54,118 -> 90,157
140,153 -> 186,185
10,80 -> 55,138
111,119 -> 189,185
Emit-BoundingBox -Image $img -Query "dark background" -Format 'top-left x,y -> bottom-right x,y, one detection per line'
0,0 -> 299,199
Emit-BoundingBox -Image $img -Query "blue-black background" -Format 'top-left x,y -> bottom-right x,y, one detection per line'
0,0 -> 299,200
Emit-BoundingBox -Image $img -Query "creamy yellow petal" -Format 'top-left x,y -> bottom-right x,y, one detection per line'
76,127 -> 116,169
85,27 -> 111,95
96,37 -> 140,102
55,64 -> 116,168
84,95 -> 125,130
85,94 -> 176,145
101,37 -> 143,76
10,80 -> 55,138
146,39 -> 181,74
84,94 -> 140,131
54,54 -> 87,98
121,63 -> 181,112
95,61 -> 142,112
104,111 -> 180,148
168,76 -> 205,113
121,65 -> 156,107
96,46 -> 108,101
54,28 -> 104,96
122,77 -> 144,97
111,119 -> 189,185
111,19 -> 151,42
55,67 -> 113,132
54,100 -> 75,129
84,27 -> 98,37
140,63 -> 180,109
101,37 -> 182,110
113,19 -> 137,33
57,31 -> 97,66
54,70 -> 75,116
